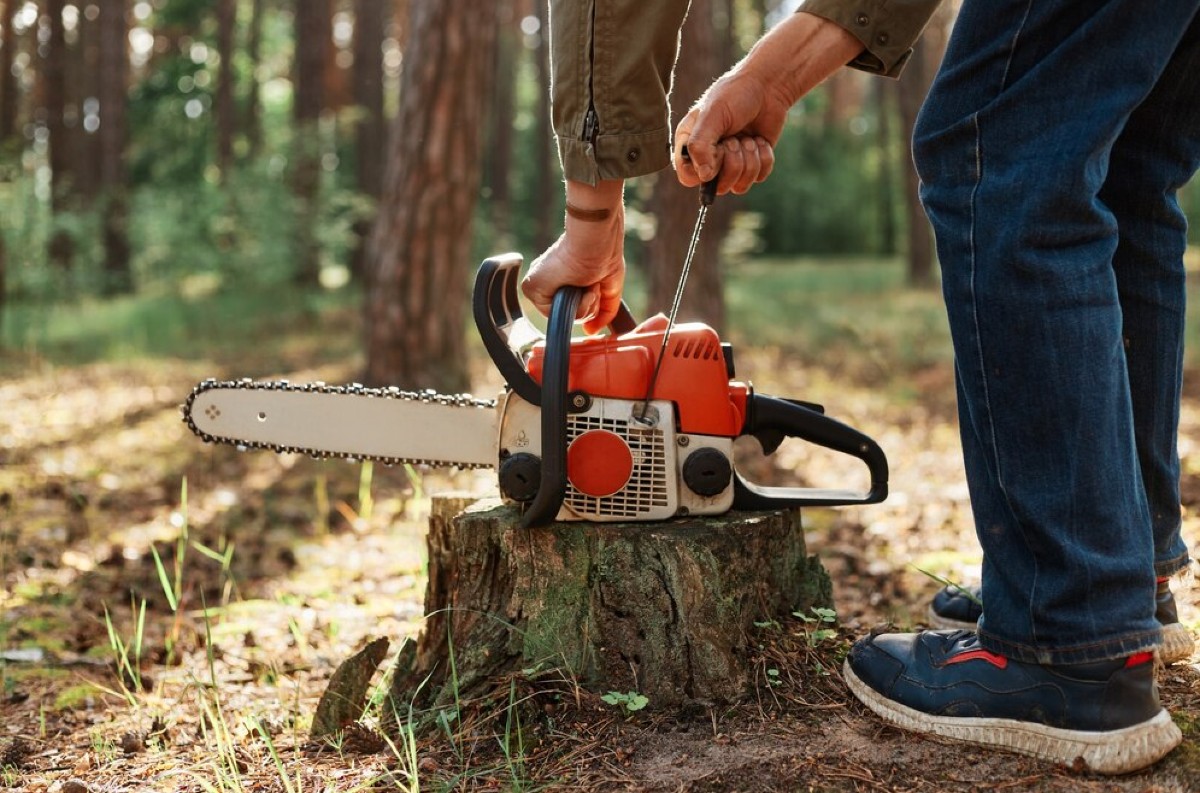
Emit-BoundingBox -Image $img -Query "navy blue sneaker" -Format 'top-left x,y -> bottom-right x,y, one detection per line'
927,579 -> 1194,665
926,584 -> 983,630
844,630 -> 1182,774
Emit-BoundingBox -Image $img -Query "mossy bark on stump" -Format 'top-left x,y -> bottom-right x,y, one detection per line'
385,496 -> 831,722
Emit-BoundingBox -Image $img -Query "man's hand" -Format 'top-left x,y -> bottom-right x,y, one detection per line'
522,179 -> 626,335
675,12 -> 863,192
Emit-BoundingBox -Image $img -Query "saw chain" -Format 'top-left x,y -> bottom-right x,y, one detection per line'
181,378 -> 498,469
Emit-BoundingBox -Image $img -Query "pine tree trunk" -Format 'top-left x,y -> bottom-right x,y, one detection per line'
645,0 -> 730,331
350,0 -> 387,281
45,0 -> 74,271
244,0 -> 265,159
532,0 -> 555,253
383,497 -> 832,724
292,0 -> 330,287
896,3 -> 951,288
71,1 -> 102,203
0,0 -> 18,144
363,0 -> 497,392
484,0 -> 516,244
215,0 -> 236,177
98,0 -> 131,295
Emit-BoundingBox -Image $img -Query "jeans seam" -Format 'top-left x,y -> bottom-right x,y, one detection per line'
1000,0 -> 1036,91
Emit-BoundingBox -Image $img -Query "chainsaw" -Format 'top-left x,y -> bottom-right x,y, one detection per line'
183,253 -> 888,527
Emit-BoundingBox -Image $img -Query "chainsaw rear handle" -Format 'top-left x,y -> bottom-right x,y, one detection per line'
473,254 -> 636,407
733,394 -> 889,508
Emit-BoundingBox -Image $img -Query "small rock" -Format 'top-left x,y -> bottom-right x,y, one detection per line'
120,732 -> 144,754
417,756 -> 441,773
61,780 -> 91,793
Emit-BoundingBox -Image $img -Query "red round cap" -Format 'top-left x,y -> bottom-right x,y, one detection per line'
567,430 -> 633,498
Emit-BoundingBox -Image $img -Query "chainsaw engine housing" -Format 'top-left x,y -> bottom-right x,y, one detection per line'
497,393 -> 735,521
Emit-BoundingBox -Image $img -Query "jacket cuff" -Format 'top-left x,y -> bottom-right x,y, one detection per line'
798,0 -> 937,78
556,128 -> 673,186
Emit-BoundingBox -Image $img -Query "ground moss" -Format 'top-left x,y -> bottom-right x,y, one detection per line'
53,683 -> 99,711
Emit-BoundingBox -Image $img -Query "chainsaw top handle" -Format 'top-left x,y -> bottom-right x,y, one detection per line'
473,254 -> 636,408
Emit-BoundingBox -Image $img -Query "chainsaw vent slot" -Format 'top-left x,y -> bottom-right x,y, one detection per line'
672,338 -> 720,360
565,414 -> 669,518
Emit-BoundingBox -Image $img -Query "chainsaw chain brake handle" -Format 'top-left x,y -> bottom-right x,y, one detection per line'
734,395 -> 889,508
473,253 -> 636,408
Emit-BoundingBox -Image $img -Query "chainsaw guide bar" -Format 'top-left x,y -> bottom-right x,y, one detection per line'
182,378 -> 499,469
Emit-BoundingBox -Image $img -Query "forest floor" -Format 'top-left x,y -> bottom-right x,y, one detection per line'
2,321 -> 1199,792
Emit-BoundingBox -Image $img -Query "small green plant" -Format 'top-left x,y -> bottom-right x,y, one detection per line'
248,717 -> 298,793
500,678 -> 530,790
913,566 -> 983,608
358,461 -> 375,522
793,606 -> 838,647
89,729 -> 120,763
601,690 -> 649,714
103,595 -> 148,704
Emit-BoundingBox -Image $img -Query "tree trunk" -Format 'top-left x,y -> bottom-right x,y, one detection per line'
383,497 -> 832,723
98,0 -> 131,295
244,0 -> 265,159
483,0 -> 516,244
363,0 -> 497,391
531,0 -> 555,254
215,0 -> 236,177
349,0 -> 387,280
896,3 -> 951,288
292,0 -> 331,286
45,0 -> 73,271
72,0 -> 102,203
875,79 -> 897,256
645,0 -> 731,331
0,0 -> 18,144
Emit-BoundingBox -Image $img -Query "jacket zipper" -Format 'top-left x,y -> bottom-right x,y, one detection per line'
583,2 -> 599,146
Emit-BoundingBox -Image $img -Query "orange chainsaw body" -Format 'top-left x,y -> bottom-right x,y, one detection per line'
525,314 -> 750,438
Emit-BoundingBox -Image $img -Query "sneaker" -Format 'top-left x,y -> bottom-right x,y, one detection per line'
927,578 -> 1195,665
844,630 -> 1182,774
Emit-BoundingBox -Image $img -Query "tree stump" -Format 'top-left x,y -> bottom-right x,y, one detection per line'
384,496 -> 832,722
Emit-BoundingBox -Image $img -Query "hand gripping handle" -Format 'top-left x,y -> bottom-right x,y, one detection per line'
473,254 -> 635,407
733,394 -> 889,509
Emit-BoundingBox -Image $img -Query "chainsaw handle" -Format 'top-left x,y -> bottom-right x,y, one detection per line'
519,284 -> 583,528
473,254 -> 636,408
733,394 -> 888,509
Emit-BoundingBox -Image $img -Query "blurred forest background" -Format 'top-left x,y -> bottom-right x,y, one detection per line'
1,0 -> 1198,384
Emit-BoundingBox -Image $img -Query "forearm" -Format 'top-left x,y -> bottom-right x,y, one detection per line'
736,11 -> 867,109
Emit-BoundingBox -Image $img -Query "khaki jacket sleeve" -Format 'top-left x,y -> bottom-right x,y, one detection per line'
550,0 -> 691,185
799,0 -> 943,77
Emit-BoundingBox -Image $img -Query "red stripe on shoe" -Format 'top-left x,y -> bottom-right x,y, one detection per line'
1125,651 -> 1154,668
944,649 -> 1008,669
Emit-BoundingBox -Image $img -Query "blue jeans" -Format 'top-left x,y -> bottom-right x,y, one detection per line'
913,0 -> 1200,664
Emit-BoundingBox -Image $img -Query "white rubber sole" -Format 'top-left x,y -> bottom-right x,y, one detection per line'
844,660 -> 1182,775
1160,622 -> 1195,666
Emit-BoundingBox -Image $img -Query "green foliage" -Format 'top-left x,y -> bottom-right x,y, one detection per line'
601,690 -> 649,714
741,110 -> 894,255
793,606 -> 838,647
